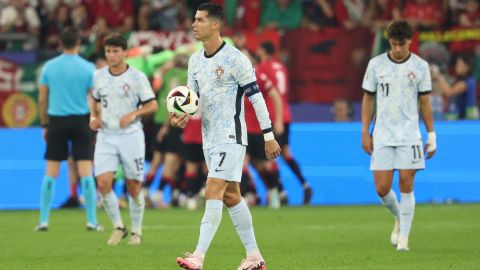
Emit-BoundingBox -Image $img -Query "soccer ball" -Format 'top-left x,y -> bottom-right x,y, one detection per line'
166,86 -> 199,115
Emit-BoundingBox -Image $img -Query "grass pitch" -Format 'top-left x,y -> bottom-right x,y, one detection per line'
1,204 -> 479,270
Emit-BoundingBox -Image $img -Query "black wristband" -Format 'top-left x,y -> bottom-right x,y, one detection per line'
41,124 -> 48,128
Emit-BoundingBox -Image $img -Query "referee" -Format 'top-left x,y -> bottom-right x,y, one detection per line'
36,27 -> 102,232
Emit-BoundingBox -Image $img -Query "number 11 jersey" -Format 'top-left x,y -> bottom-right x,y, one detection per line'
362,52 -> 432,146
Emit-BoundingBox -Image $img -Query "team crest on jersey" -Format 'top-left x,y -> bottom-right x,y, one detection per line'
215,67 -> 224,80
122,83 -> 131,95
408,71 -> 416,87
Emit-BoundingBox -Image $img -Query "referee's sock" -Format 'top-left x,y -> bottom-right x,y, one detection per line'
81,176 -> 97,226
39,176 -> 56,225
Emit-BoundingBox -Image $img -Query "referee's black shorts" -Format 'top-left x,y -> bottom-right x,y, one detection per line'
45,114 -> 94,161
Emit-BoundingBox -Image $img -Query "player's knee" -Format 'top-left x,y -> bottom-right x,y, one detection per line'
126,180 -> 141,197
97,180 -> 112,195
375,185 -> 390,197
223,192 -> 241,207
399,180 -> 414,193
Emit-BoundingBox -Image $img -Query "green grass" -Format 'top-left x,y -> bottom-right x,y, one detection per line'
1,204 -> 479,270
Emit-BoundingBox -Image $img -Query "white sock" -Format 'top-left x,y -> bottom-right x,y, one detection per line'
380,190 -> 400,220
400,192 -> 415,237
129,192 -> 145,235
195,199 -> 223,255
102,191 -> 124,228
228,199 -> 260,257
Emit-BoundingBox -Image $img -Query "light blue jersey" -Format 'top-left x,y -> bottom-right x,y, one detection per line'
39,54 -> 94,116
188,42 -> 272,149
92,66 -> 155,134
362,52 -> 432,146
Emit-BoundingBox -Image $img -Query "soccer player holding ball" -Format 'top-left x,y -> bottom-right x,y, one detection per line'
361,20 -> 436,251
171,3 -> 280,270
89,33 -> 158,245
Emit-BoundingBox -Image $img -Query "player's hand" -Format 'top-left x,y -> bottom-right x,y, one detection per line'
120,111 -> 137,128
89,117 -> 103,131
265,139 -> 281,160
170,112 -> 190,128
273,121 -> 284,136
362,132 -> 373,155
424,131 -> 436,159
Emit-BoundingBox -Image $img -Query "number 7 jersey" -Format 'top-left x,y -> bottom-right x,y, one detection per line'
362,52 -> 432,146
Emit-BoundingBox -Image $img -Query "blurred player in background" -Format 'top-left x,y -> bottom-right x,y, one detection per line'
172,3 -> 280,270
361,20 -> 436,251
432,53 -> 479,120
147,54 -> 189,207
256,41 -> 313,205
36,27 -> 101,232
243,48 -> 284,208
90,33 -> 158,245
182,111 -> 208,210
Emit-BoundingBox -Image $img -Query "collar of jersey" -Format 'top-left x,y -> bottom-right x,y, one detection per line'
108,65 -> 130,76
204,41 -> 226,58
387,52 -> 411,64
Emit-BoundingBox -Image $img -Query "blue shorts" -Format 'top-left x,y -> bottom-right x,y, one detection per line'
204,143 -> 246,182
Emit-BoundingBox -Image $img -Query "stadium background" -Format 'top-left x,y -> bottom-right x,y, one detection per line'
0,0 -> 480,208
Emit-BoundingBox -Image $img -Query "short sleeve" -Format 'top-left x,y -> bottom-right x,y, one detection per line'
362,60 -> 377,93
418,62 -> 432,94
137,73 -> 155,103
233,52 -> 257,87
187,55 -> 199,94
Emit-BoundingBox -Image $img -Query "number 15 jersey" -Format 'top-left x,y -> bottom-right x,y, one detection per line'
362,52 -> 432,146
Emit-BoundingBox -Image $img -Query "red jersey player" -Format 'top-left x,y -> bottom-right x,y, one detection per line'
256,41 -> 313,205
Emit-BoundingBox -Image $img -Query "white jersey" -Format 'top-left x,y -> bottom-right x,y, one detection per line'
362,52 -> 432,146
92,66 -> 155,134
188,42 -> 272,149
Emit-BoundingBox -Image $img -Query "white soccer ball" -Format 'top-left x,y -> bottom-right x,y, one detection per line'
166,86 -> 199,115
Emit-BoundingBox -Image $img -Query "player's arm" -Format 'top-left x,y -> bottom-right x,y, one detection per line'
432,71 -> 467,97
419,94 -> 436,159
236,54 -> 280,159
361,60 -> 376,155
38,84 -> 49,141
38,85 -> 49,127
420,62 -> 436,159
120,99 -> 158,129
361,92 -> 374,155
268,86 -> 284,135
89,90 -> 103,131
247,85 -> 281,160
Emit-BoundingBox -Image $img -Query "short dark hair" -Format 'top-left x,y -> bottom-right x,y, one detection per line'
61,27 -> 80,49
197,2 -> 224,22
104,33 -> 128,50
387,20 -> 413,41
260,41 -> 275,56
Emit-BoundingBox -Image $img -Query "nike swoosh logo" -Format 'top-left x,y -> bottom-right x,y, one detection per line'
412,160 -> 421,164
215,168 -> 224,172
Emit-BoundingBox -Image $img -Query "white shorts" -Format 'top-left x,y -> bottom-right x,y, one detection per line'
94,129 -> 145,181
370,144 -> 425,171
204,143 -> 246,182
